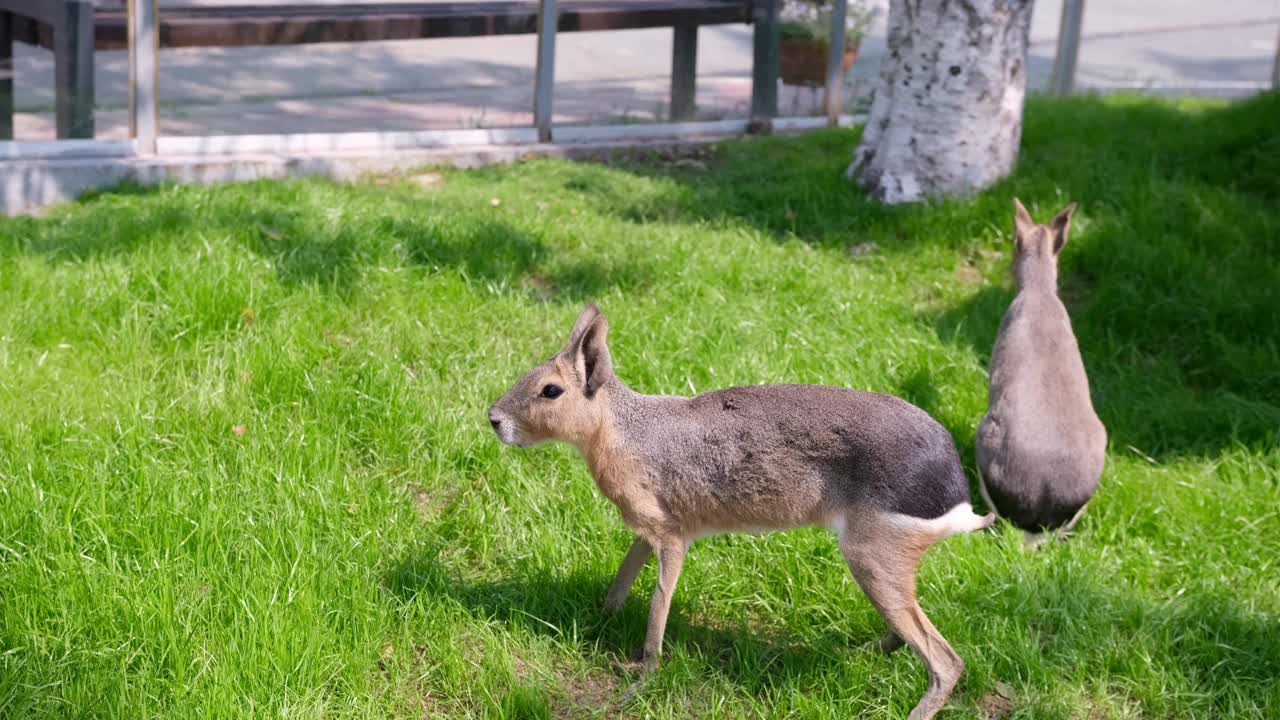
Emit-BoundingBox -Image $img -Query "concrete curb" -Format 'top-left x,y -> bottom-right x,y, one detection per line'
2,117 -> 862,215
0,137 -> 728,215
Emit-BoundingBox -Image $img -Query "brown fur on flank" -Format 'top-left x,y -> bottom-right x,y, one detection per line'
488,305 -> 994,719
976,199 -> 1107,538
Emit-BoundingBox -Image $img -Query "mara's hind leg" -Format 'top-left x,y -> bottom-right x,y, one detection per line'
1061,500 -> 1090,534
1023,501 -> 1090,551
840,513 -> 965,720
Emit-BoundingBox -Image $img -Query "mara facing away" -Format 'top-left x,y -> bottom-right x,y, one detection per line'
977,199 -> 1107,547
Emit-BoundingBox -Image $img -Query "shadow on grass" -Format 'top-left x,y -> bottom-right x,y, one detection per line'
384,214 -> 655,302
0,182 -> 373,290
383,548 -> 888,695
0,179 -> 654,302
391,217 -> 544,281
582,93 -> 1278,250
948,563 -> 1280,715
385,544 -> 1280,715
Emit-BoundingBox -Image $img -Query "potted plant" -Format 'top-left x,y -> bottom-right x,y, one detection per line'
779,0 -> 874,87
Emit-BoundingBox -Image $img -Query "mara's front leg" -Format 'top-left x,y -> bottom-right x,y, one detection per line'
604,537 -> 652,612
641,539 -> 687,671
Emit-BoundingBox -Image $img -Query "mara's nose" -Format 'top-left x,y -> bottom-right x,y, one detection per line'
488,413 -> 502,430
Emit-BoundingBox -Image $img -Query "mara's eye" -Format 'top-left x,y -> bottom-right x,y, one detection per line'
540,384 -> 564,399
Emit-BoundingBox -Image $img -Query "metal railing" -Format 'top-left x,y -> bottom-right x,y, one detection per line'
1050,0 -> 1084,96
2,0 -> 1274,162
0,0 -> 871,162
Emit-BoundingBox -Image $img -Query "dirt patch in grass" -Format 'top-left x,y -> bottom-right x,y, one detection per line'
525,273 -> 556,302
553,669 -> 622,718
372,642 -> 457,718
955,247 -> 1008,287
848,241 -> 880,257
405,483 -> 452,522
979,692 -> 1013,719
979,681 -> 1016,719
409,172 -> 446,191
512,655 -> 533,679
370,170 -> 447,190
507,653 -> 626,720
954,264 -> 984,285
586,143 -> 722,173
1082,702 -> 1110,720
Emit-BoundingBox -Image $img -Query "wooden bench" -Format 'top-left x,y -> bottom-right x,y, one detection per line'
0,0 -> 770,140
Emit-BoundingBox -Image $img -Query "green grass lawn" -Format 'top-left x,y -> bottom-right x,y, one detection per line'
1,93 -> 1278,720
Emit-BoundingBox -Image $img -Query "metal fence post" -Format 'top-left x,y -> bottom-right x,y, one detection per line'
1272,24 -> 1279,89
1,11 -> 12,140
823,0 -> 847,126
750,0 -> 780,126
55,0 -> 95,139
534,0 -> 558,143
671,24 -> 698,121
1050,0 -> 1085,95
129,0 -> 159,152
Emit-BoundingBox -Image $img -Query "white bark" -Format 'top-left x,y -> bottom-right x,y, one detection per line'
848,0 -> 1035,203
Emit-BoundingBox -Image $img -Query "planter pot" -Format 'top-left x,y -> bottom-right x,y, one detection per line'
780,37 -> 860,87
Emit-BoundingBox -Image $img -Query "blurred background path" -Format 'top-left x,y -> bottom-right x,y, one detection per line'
7,0 -> 1278,139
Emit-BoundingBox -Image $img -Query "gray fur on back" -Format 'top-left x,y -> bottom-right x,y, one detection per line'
609,382 -> 970,526
976,202 -> 1106,532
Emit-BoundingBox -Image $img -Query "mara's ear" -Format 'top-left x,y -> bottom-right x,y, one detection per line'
1012,197 -> 1036,242
1050,202 -> 1077,254
562,304 -> 601,354
567,312 -> 613,398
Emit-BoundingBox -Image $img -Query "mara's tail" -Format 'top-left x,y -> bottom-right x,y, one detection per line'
917,503 -> 998,539
955,507 -> 998,535
880,504 -> 998,538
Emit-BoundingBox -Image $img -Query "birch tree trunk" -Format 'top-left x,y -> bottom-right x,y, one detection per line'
848,0 -> 1035,203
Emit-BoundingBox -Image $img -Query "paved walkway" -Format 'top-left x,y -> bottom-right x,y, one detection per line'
6,0 -> 1278,140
